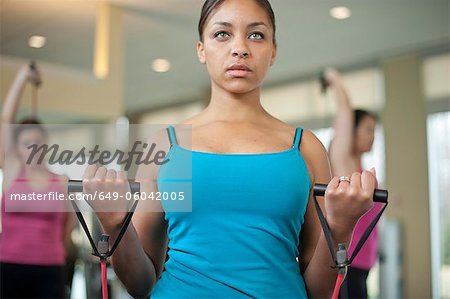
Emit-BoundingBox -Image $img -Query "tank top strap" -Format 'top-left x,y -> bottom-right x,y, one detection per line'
166,125 -> 178,147
293,127 -> 304,149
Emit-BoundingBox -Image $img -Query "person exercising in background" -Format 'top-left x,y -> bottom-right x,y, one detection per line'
324,68 -> 382,299
0,64 -> 76,298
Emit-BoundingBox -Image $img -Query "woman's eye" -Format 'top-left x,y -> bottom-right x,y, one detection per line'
214,31 -> 230,39
249,32 -> 264,40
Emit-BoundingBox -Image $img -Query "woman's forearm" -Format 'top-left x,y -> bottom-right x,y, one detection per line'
303,229 -> 352,298
332,80 -> 352,112
324,69 -> 352,112
104,223 -> 157,298
2,67 -> 29,122
331,79 -> 354,134
0,67 -> 30,167
327,71 -> 355,162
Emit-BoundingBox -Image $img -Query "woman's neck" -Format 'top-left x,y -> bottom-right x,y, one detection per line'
202,84 -> 269,123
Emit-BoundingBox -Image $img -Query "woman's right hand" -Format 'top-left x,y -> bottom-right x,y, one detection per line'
18,63 -> 42,86
82,164 -> 133,232
324,168 -> 377,239
323,68 -> 342,86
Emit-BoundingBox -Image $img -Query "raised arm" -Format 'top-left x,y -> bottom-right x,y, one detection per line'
298,130 -> 376,298
324,68 -> 355,176
0,64 -> 41,168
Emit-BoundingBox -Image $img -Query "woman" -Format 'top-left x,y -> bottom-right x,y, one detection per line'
324,68 -> 381,299
82,1 -> 378,298
0,64 -> 75,298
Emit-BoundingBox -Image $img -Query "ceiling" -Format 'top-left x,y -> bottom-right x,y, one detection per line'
1,0 -> 449,117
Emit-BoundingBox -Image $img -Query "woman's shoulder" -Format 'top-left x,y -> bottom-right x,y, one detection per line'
298,129 -> 329,167
299,129 -> 326,151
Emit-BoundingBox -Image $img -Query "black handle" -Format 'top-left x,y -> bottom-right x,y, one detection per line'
68,180 -> 140,194
319,70 -> 329,94
313,183 -> 388,203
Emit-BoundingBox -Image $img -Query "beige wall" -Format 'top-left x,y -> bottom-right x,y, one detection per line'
260,68 -> 383,125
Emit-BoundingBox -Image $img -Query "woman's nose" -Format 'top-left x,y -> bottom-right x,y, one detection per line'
232,37 -> 249,58
232,50 -> 249,58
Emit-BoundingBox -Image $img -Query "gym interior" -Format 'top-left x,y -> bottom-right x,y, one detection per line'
0,1 -> 449,298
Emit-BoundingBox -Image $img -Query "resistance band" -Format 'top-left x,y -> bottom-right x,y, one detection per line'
67,180 -> 140,299
68,180 -> 387,299
312,183 -> 388,299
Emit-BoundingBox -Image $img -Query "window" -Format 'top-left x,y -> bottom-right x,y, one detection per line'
423,52 -> 450,299
427,111 -> 450,299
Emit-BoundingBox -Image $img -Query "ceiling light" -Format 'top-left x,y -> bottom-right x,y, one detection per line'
330,6 -> 351,20
152,59 -> 171,73
28,35 -> 46,48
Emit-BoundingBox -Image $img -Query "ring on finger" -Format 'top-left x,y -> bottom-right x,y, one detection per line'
338,176 -> 351,183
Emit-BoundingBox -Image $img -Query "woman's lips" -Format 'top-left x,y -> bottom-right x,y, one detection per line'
226,64 -> 252,77
226,70 -> 252,77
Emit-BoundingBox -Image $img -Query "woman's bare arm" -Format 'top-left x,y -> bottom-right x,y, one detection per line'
298,130 -> 337,298
325,69 -> 355,176
0,65 -> 41,168
82,130 -> 171,298
298,130 -> 376,298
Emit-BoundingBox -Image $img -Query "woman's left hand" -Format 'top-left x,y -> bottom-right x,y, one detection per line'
324,168 -> 377,236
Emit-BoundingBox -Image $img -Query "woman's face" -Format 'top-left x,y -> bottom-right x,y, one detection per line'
15,128 -> 47,166
197,0 -> 277,94
355,116 -> 376,154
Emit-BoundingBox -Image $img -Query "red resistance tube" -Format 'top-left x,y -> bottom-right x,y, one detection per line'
332,269 -> 347,299
101,260 -> 108,299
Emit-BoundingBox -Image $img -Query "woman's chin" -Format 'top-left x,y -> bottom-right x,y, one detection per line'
223,82 -> 259,95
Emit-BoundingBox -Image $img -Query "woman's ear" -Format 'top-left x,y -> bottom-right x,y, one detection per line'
197,41 -> 206,64
270,42 -> 277,66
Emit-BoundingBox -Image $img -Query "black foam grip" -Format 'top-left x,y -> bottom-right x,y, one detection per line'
68,180 -> 140,194
313,183 -> 388,203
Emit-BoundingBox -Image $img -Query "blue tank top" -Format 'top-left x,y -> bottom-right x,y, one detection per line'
152,126 -> 311,298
